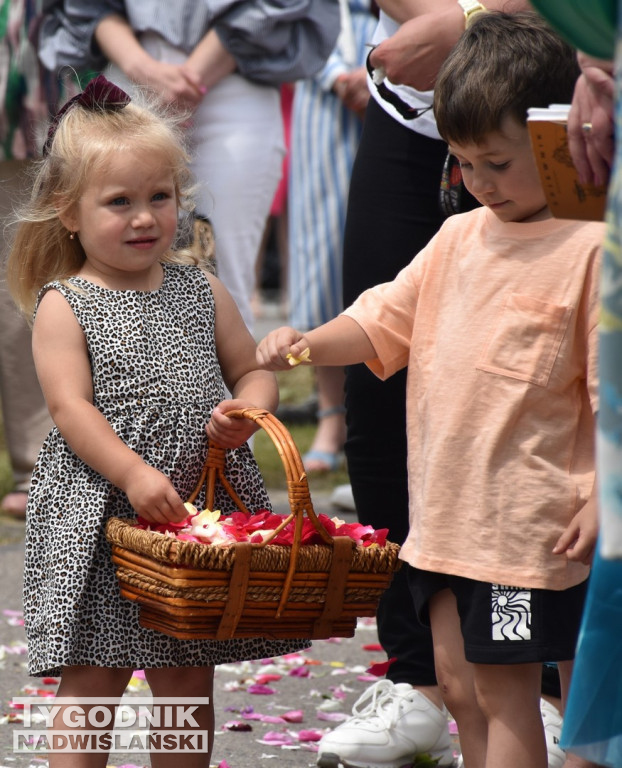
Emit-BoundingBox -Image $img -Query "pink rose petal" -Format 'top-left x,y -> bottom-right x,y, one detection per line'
255,673 -> 282,684
288,666 -> 310,677
297,729 -> 324,742
247,684 -> 275,695
259,730 -> 295,746
282,710 -> 304,723
316,711 -> 350,722
367,657 -> 397,677
259,715 -> 286,724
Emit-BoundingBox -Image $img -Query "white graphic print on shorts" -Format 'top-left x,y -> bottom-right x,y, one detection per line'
491,584 -> 532,640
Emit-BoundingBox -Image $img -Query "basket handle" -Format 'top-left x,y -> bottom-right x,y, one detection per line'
188,407 -> 343,619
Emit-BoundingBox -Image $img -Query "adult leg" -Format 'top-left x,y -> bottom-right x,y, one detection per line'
145,666 -> 215,768
190,74 -> 284,332
48,665 -> 134,768
0,160 -> 52,516
303,365 -> 347,472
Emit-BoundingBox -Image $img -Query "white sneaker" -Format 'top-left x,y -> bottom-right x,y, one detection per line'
316,679 -> 456,768
541,698 -> 565,768
330,483 -> 355,512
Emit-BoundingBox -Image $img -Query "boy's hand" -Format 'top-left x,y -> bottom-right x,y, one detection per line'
256,327 -> 312,371
552,498 -> 598,566
123,463 -> 187,525
206,399 -> 260,448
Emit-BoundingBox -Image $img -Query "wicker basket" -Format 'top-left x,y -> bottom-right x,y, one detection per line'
106,408 -> 401,641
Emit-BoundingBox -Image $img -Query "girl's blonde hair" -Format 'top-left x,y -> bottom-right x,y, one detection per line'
7,86 -> 197,317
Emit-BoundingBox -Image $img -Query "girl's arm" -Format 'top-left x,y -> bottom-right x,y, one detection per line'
256,316 -> 377,371
94,14 -> 205,109
206,275 -> 279,448
33,290 -> 187,524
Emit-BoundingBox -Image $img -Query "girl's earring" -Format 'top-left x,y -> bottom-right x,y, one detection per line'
69,231 -> 75,240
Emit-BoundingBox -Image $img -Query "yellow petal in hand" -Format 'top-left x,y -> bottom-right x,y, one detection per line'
286,347 -> 312,367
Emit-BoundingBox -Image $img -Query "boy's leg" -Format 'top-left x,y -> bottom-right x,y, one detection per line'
145,666 -> 214,768
473,661 -> 546,768
429,588 -> 488,768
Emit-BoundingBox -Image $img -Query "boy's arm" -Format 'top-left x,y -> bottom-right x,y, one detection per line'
552,484 -> 599,566
33,291 -> 187,523
256,316 -> 377,371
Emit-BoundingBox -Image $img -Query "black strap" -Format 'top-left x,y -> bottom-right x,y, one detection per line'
365,49 -> 433,121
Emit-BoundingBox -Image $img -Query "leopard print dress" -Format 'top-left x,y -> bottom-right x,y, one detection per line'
24,263 -> 307,677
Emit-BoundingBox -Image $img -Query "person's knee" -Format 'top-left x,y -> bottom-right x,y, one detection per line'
473,663 -> 541,720
434,661 -> 474,716
145,666 -> 214,696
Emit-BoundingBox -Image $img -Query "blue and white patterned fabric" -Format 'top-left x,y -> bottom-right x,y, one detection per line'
288,0 -> 377,330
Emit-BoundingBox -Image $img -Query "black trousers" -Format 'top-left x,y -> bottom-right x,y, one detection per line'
342,99 -> 448,686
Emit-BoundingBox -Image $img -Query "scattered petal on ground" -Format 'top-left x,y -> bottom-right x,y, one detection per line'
281,710 -> 303,722
366,657 -> 397,677
316,711 -> 349,722
247,684 -> 276,695
223,720 -> 253,732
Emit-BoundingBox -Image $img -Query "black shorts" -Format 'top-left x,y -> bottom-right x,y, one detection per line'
408,568 -> 588,665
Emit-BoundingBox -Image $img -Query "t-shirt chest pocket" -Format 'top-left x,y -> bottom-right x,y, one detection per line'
477,293 -> 573,387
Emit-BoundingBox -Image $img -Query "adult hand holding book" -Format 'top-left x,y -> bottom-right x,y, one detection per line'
567,53 -> 615,188
527,103 -> 608,221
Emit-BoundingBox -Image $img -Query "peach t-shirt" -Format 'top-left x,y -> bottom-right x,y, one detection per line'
343,207 -> 604,590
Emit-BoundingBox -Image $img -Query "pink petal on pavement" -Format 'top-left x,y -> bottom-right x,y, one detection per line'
316,711 -> 350,722
297,729 -> 324,742
259,730 -> 295,746
288,666 -> 310,677
282,710 -> 304,723
247,684 -> 275,695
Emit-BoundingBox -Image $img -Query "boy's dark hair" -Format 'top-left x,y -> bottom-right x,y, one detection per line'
434,11 -> 580,145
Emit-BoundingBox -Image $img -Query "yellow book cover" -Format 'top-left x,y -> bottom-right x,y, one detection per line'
527,105 -> 607,221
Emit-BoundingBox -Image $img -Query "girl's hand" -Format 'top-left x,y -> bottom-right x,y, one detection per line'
205,400 -> 260,448
122,463 -> 188,525
552,498 -> 599,566
256,327 -> 311,371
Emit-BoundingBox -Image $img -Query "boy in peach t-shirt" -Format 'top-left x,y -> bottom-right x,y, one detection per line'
258,12 -> 605,768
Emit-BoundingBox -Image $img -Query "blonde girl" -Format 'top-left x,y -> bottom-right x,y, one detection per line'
8,76 -> 306,768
